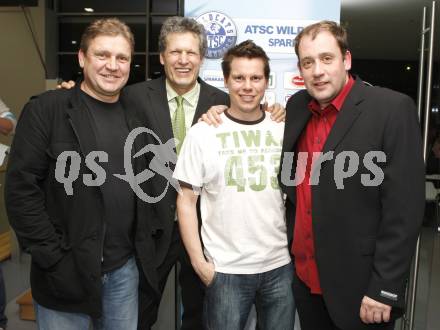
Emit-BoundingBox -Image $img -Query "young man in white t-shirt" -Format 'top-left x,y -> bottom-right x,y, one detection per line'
174,40 -> 294,330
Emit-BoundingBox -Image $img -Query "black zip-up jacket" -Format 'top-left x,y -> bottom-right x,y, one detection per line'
5,86 -> 159,317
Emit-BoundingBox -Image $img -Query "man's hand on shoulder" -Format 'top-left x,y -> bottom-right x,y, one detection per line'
360,296 -> 392,324
198,105 -> 228,127
264,102 -> 285,122
56,80 -> 76,90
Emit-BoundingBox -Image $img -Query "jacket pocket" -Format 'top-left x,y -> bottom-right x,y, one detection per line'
47,251 -> 86,301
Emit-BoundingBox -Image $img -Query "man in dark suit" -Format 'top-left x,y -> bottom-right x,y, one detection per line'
122,16 -> 229,330
5,18 -> 158,329
123,16 -> 286,330
279,21 -> 425,330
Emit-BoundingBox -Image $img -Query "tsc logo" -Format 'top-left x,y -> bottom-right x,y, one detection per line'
196,11 -> 237,59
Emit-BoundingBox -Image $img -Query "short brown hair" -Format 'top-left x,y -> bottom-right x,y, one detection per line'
80,18 -> 135,55
221,40 -> 270,80
294,20 -> 348,58
158,16 -> 207,57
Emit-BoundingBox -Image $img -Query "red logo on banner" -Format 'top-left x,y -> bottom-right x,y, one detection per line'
291,75 -> 304,86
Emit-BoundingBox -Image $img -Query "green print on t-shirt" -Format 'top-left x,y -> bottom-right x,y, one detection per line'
218,129 -> 281,192
216,129 -> 280,149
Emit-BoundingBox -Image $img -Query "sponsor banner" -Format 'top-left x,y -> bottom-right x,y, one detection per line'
201,70 -> 225,88
285,91 -> 301,104
264,91 -> 276,106
185,0 -> 340,106
283,72 -> 306,90
268,73 -> 276,89
201,71 -> 276,91
236,19 -> 316,55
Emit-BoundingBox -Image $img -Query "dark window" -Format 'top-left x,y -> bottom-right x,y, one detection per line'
150,16 -> 168,53
57,0 -> 146,13
52,0 -> 182,81
151,0 -> 178,13
59,20 -> 146,53
129,55 -> 147,84
58,54 -> 81,82
149,54 -> 164,79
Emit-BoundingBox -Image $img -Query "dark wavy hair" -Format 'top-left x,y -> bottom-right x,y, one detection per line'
221,40 -> 270,80
294,20 -> 348,57
158,16 -> 207,57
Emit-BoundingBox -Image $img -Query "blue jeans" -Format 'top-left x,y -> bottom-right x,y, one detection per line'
35,257 -> 139,330
203,262 -> 295,330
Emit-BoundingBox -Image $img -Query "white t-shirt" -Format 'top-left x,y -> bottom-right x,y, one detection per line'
173,111 -> 291,274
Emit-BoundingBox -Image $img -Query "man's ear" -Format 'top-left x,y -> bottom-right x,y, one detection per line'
159,52 -> 164,65
78,50 -> 85,68
343,50 -> 352,71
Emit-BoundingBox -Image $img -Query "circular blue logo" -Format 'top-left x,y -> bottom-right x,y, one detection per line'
196,11 -> 237,59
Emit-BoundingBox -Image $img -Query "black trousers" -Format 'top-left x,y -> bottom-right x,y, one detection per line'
138,223 -> 204,330
293,272 -> 395,330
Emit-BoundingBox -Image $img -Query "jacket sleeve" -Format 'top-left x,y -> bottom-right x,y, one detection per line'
365,93 -> 425,308
5,96 -> 64,269
218,90 -> 230,107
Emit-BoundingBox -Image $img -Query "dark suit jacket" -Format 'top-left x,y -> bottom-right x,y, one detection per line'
5,86 -> 159,317
279,77 -> 425,329
122,76 -> 229,266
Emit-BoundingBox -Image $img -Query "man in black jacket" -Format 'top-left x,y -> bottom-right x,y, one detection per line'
279,20 -> 425,330
5,18 -> 158,330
